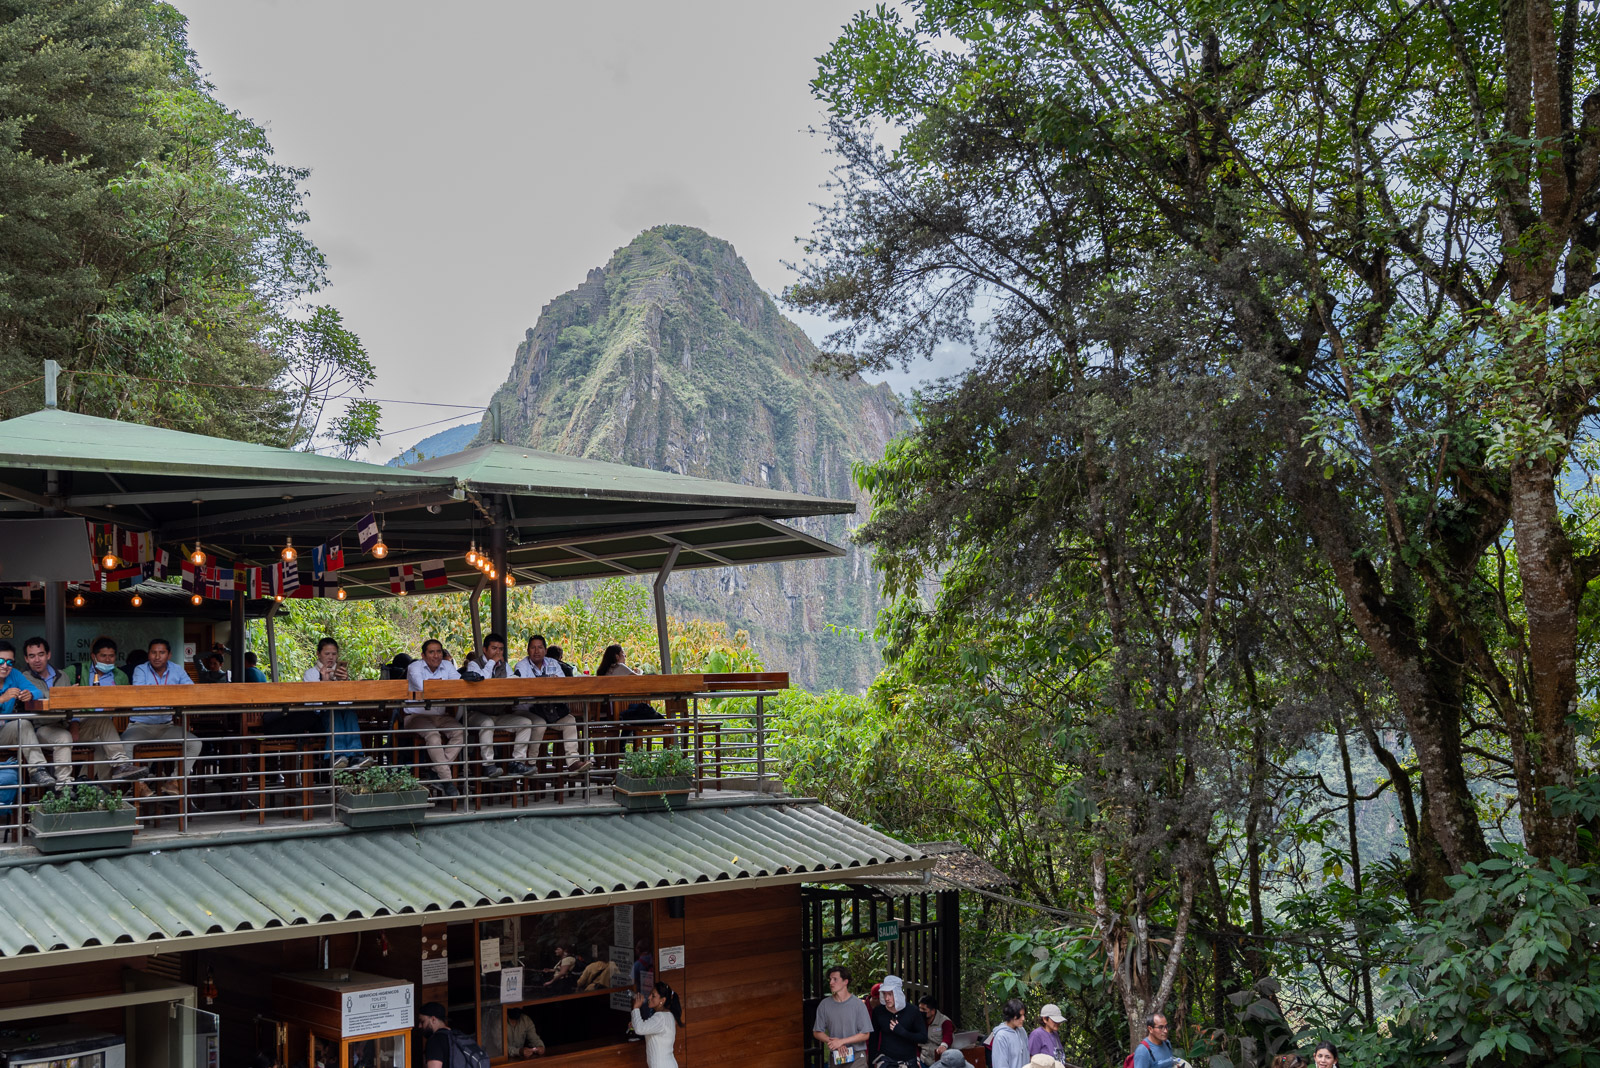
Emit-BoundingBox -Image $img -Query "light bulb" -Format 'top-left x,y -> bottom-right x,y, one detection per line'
131,593 -> 143,607
466,542 -> 479,566
489,568 -> 497,579
505,573 -> 515,587
72,593 -> 85,607
395,584 -> 406,596
100,553 -> 119,570
372,540 -> 388,559
281,537 -> 296,562
274,594 -> 284,602
189,545 -> 206,566
190,593 -> 203,606
335,587 -> 347,601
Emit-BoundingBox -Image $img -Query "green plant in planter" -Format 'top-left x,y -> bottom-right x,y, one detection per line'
619,747 -> 694,783
32,782 -> 125,814
334,764 -> 421,795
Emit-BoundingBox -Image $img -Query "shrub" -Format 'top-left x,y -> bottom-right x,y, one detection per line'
334,765 -> 421,795
33,783 -> 124,815
619,747 -> 694,782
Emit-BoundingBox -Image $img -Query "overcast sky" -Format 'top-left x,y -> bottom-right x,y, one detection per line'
178,0 -> 952,459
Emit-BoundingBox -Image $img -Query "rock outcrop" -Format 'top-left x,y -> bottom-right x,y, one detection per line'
474,225 -> 905,691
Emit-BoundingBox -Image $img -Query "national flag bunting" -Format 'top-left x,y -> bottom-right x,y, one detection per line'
312,541 -> 345,573
307,572 -> 340,598
388,565 -> 416,595
420,559 -> 448,589
356,513 -> 380,551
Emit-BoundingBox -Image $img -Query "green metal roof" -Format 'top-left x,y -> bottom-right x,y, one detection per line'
0,409 -> 451,488
407,443 -> 854,514
0,800 -> 923,966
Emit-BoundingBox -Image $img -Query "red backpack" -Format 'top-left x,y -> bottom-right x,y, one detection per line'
1122,1038 -> 1154,1068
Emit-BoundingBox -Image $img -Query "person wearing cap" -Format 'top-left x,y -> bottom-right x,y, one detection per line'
814,965 -> 872,1064
1028,1004 -> 1068,1062
870,975 -> 927,1068
918,995 -> 954,1065
936,1052 -> 967,1068
987,1000 -> 1029,1068
416,1001 -> 453,1068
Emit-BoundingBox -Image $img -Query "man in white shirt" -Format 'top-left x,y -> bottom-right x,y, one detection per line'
405,639 -> 466,796
463,632 -> 534,780
125,637 -> 201,795
512,634 -> 591,773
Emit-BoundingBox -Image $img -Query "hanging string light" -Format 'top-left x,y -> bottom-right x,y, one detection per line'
100,551 -> 120,571
281,537 -> 297,563
131,593 -> 143,607
465,540 -> 479,567
72,592 -> 85,607
505,573 -> 516,588
190,593 -> 203,606
189,543 -> 206,566
335,587 -> 348,601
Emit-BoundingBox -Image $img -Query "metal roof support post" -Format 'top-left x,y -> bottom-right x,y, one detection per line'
230,593 -> 246,682
467,576 -> 485,657
653,544 -> 681,673
265,610 -> 280,681
44,469 -> 64,669
489,502 -> 508,641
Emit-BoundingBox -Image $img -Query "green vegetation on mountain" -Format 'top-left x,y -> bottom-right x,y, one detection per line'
474,225 -> 906,690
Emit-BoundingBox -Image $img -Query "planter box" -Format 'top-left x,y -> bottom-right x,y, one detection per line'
30,803 -> 137,854
612,773 -> 693,813
335,789 -> 430,829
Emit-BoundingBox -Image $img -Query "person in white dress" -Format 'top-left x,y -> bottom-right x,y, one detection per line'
630,981 -> 682,1068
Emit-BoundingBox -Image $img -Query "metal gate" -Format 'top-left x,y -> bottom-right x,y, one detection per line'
801,886 -> 961,1068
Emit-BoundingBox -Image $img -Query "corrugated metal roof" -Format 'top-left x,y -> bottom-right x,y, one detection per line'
0,801 -> 922,963
408,443 -> 854,514
0,409 -> 454,489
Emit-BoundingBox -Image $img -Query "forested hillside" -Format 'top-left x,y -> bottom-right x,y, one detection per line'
469,225 -> 906,691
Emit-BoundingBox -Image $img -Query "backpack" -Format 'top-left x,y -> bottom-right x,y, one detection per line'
443,1030 -> 490,1068
1123,1038 -> 1155,1068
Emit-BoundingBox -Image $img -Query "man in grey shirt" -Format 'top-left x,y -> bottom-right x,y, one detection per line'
814,965 -> 872,1064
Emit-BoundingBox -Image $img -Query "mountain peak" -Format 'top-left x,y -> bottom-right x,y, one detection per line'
475,226 -> 905,689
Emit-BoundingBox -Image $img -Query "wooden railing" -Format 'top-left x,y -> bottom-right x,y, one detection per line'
0,672 -> 789,850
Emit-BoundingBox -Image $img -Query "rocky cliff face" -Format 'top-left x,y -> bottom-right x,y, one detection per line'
475,225 -> 905,691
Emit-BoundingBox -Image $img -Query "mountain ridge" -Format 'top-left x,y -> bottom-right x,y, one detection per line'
469,225 -> 905,690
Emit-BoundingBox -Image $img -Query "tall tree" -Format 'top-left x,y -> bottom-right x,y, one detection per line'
791,0 -> 1600,900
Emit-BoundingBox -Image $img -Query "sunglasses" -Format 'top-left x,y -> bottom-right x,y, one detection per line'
0,658 -> 13,666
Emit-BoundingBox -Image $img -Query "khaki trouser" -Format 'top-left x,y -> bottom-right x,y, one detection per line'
0,718 -> 45,767
121,721 -> 201,775
466,710 -> 533,763
30,715 -> 72,778
75,716 -> 133,779
529,714 -> 580,762
405,713 -> 464,780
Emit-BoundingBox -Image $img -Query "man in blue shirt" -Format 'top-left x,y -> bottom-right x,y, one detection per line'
0,640 -> 52,787
126,638 -> 201,795
1131,1013 -> 1174,1068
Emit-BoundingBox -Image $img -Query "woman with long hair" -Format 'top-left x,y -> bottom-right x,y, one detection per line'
598,644 -> 667,742
1311,1043 -> 1338,1068
631,981 -> 683,1068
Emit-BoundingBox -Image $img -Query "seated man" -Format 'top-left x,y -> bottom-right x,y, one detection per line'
125,637 -> 202,795
0,640 -> 53,788
243,651 -> 268,682
541,945 -> 579,990
505,1008 -> 545,1058
197,652 -> 228,684
293,637 -> 374,770
19,636 -> 73,785
404,639 -> 466,797
512,635 -> 591,773
463,632 -> 533,780
60,637 -> 149,782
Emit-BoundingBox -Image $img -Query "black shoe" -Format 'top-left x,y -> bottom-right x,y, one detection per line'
441,781 -> 461,798
484,764 -> 505,780
29,767 -> 55,788
506,761 -> 533,777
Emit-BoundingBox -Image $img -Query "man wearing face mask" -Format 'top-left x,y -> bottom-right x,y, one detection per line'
870,975 -> 927,1068
0,639 -> 52,788
61,637 -> 149,782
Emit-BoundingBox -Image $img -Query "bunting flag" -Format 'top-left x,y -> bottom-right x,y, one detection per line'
312,541 -> 345,573
89,566 -> 143,592
420,559 -> 448,589
181,560 -> 197,592
388,564 -> 416,595
247,567 -> 262,600
307,572 -> 340,598
148,549 -> 172,581
282,558 -> 299,594
356,513 -> 381,551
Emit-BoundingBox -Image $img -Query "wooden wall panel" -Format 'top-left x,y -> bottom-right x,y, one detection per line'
676,885 -> 804,1068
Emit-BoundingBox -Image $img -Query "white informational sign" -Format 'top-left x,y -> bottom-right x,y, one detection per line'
613,904 -> 633,949
421,955 -> 448,986
341,982 -> 413,1038
500,966 -> 523,1003
480,937 -> 501,973
659,945 -> 685,972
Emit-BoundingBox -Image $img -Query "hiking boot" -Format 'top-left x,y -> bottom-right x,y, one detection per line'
28,767 -> 56,788
112,763 -> 150,781
484,764 -> 505,780
440,781 -> 461,798
506,761 -> 533,777
565,758 -> 593,774
158,779 -> 183,796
